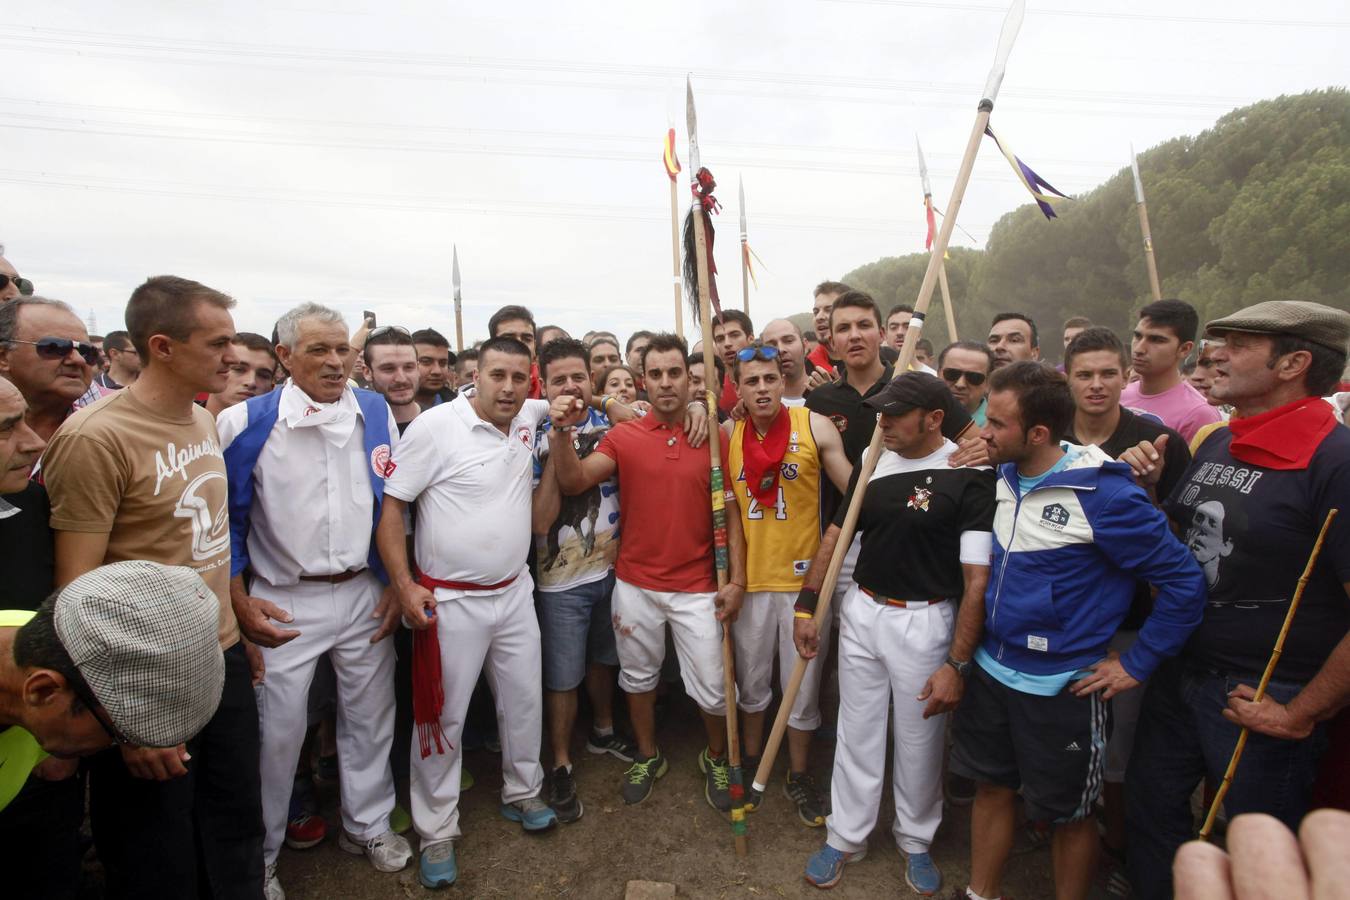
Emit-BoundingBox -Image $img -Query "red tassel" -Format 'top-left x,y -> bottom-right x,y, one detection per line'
412,622 -> 451,758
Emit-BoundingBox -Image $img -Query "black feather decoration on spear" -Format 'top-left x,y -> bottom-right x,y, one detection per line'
683,166 -> 723,323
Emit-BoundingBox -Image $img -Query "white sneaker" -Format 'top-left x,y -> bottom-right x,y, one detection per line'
338,829 -> 413,873
263,861 -> 285,900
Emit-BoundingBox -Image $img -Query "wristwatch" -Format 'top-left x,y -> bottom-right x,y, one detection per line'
945,655 -> 971,678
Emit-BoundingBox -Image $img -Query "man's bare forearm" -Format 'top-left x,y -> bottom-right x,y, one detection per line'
800,524 -> 842,594
949,563 -> 990,662
375,496 -> 415,587
1288,628 -> 1350,726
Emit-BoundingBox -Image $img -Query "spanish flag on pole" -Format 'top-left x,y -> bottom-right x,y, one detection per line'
663,127 -> 681,182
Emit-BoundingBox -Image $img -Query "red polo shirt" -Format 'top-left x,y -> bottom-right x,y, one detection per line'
597,415 -> 717,593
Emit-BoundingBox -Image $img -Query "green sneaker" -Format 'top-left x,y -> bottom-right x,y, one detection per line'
620,751 -> 669,805
389,803 -> 412,835
698,747 -> 732,812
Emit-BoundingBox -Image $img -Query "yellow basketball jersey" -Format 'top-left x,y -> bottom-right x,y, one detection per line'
727,405 -> 822,592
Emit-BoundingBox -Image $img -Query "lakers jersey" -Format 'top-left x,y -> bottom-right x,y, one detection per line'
726,405 -> 822,592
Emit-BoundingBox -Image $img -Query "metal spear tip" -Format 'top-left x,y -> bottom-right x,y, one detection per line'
686,74 -> 701,176
981,0 -> 1026,108
916,134 -> 932,197
452,244 -> 461,289
738,175 -> 747,233
1130,143 -> 1146,203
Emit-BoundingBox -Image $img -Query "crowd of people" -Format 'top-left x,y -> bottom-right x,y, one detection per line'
0,238 -> 1347,900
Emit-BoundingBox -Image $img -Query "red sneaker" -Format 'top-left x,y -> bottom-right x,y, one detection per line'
285,812 -> 328,850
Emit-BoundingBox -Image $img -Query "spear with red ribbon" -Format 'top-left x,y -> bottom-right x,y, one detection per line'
752,0 -> 1028,801
684,74 -> 748,857
917,135 -> 959,341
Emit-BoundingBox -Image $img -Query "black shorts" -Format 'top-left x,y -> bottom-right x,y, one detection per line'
950,661 -> 1112,824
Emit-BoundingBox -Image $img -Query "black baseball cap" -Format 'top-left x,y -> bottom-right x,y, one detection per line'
864,371 -> 953,415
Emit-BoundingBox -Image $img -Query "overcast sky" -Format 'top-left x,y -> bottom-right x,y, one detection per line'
4,1 -> 1346,346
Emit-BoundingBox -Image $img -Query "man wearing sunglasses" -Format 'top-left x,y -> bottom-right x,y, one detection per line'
0,245 -> 34,302
0,297 -> 102,442
937,341 -> 994,427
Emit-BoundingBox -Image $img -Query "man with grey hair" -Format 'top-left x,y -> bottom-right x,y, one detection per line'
0,243 -> 33,302
0,297 -> 105,441
219,301 -> 411,898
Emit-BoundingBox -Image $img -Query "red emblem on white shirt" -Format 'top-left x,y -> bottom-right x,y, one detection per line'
516,425 -> 532,447
371,444 -> 395,478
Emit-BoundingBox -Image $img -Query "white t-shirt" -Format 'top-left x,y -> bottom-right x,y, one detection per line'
384,394 -> 548,597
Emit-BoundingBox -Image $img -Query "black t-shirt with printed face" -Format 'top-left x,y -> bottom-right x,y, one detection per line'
1163,425 -> 1350,683
836,445 -> 996,603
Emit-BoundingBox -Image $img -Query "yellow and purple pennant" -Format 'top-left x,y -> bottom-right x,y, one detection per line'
984,124 -> 1071,219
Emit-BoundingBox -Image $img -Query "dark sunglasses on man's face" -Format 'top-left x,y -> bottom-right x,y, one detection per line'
10,337 -> 102,367
0,274 -> 34,296
942,367 -> 987,387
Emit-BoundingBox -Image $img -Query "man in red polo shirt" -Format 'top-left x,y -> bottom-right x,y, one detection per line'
552,332 -> 747,812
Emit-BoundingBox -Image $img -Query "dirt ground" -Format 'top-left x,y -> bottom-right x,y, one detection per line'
272,692 -> 1082,900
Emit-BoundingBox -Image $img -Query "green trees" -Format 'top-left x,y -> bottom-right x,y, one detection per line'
841,89 -> 1350,357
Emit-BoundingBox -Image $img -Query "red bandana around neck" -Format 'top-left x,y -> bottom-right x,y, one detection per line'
1227,396 -> 1336,471
742,406 -> 791,505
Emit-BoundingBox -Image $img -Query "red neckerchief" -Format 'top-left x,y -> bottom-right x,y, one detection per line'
1227,396 -> 1336,471
742,405 -> 791,505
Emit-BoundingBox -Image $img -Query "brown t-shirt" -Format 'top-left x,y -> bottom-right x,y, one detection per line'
42,389 -> 239,647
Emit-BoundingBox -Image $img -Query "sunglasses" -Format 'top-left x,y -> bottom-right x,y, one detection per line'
736,344 -> 780,362
367,325 -> 411,341
0,274 -> 34,296
70,679 -> 132,747
941,367 -> 987,387
10,337 -> 102,367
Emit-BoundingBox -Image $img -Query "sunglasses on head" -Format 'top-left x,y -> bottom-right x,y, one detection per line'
10,337 -> 102,367
941,367 -> 987,387
736,344 -> 780,362
367,325 -> 411,341
0,274 -> 34,296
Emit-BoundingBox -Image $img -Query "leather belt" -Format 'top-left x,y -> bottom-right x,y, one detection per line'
299,568 -> 368,585
860,585 -> 948,609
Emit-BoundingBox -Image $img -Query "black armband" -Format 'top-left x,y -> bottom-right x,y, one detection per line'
794,586 -> 820,615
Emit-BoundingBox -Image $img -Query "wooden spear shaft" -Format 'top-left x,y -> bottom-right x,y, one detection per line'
670,178 -> 685,339
939,260 -> 958,342
740,238 -> 750,317
1199,508 -> 1338,842
1137,197 -> 1163,301
752,103 -> 993,795
691,206 -> 748,857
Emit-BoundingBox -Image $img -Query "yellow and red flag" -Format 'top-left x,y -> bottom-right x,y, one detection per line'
663,127 -> 682,182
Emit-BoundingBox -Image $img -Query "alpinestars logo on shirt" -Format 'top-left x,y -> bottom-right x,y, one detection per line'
1040,502 -> 1071,531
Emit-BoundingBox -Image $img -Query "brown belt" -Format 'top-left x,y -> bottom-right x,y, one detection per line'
859,585 -> 948,609
299,568 -> 368,585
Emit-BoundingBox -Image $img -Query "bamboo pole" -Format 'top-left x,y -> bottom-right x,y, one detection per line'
752,0 -> 1025,795
1199,508 -> 1338,841
1131,145 -> 1163,301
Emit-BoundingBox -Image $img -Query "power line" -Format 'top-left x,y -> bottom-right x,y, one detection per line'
818,0 -> 1350,28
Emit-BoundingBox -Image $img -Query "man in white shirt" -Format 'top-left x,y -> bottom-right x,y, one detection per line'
219,303 -> 410,900
376,336 -> 558,891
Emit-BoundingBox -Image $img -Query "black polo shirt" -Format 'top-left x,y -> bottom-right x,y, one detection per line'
0,482 -> 54,609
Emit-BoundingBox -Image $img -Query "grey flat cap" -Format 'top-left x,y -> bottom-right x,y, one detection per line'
54,561 -> 225,748
1205,300 -> 1350,355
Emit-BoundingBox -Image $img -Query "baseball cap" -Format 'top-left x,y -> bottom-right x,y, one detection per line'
54,561 -> 225,748
864,371 -> 956,416
1205,301 -> 1350,355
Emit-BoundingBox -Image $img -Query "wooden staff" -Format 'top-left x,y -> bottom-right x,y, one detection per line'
753,0 -> 1027,797
918,137 -> 959,342
739,175 -> 750,317
1199,507 -> 1338,841
670,177 -> 684,338
1131,145 -> 1163,301
688,76 -> 748,857
938,247 -> 958,342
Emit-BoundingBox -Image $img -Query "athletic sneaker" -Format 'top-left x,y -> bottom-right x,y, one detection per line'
944,891 -> 1011,900
586,729 -> 638,762
547,766 -> 584,824
337,829 -> 413,872
620,751 -> 669,805
740,755 -> 762,812
784,771 -> 827,827
803,843 -> 866,889
419,840 -> 457,889
698,747 -> 732,812
903,850 -> 942,895
285,813 -> 327,850
945,772 -> 976,807
501,795 -> 559,832
263,862 -> 285,900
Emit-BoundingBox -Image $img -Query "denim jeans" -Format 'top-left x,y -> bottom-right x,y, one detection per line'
1125,657 -> 1328,900
537,571 -> 619,692
90,643 -> 265,899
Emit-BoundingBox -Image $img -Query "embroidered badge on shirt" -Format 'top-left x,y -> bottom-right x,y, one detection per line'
1040,503 -> 1071,531
370,444 -> 396,478
907,486 -> 932,512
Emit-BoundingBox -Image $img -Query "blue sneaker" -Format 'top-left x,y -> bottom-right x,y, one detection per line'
418,841 -> 457,889
903,850 -> 942,896
501,795 -> 558,833
804,843 -> 866,889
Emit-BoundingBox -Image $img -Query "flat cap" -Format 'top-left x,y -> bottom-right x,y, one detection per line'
1205,301 -> 1350,355
54,561 -> 225,748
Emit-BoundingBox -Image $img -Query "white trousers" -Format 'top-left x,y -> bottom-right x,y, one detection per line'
735,591 -> 832,731
254,573 -> 397,864
612,578 -> 728,715
410,576 -> 544,843
826,585 -> 955,855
